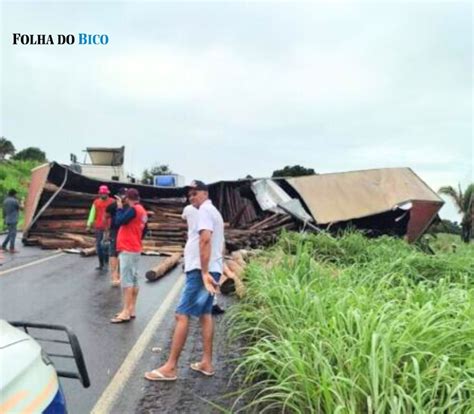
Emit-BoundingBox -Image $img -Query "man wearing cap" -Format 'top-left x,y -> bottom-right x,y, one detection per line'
182,202 -> 225,316
87,185 -> 114,270
145,180 -> 224,381
105,187 -> 128,286
111,188 -> 148,323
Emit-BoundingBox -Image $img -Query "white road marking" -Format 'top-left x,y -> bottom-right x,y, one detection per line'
91,273 -> 185,414
0,252 -> 65,276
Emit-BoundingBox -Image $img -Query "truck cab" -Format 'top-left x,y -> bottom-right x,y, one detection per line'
0,320 -> 89,413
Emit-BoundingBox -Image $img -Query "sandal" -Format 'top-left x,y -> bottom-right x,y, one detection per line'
190,362 -> 215,377
144,369 -> 177,381
114,313 -> 135,319
110,316 -> 131,324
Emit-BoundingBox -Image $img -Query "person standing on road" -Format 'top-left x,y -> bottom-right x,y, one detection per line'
144,180 -> 224,381
87,185 -> 114,271
182,203 -> 225,315
1,189 -> 22,253
105,187 -> 128,287
111,188 -> 148,324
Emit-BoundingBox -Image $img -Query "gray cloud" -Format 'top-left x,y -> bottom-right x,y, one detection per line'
1,1 -> 471,222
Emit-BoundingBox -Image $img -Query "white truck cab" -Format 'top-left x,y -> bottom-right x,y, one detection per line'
0,320 -> 89,413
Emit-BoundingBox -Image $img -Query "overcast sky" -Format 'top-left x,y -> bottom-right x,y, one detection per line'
1,1 -> 472,221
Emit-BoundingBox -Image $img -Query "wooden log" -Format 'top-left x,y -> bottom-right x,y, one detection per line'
23,237 -> 40,246
29,228 -> 91,236
141,197 -> 187,206
142,240 -> 184,247
80,247 -> 96,257
147,223 -> 187,230
226,259 -> 245,278
229,205 -> 248,228
34,220 -> 87,230
261,215 -> 293,230
43,184 -> 96,199
143,245 -> 184,252
249,213 -> 278,230
145,253 -> 182,281
38,238 -> 77,249
222,260 -> 246,298
41,208 -> 90,217
230,251 -> 246,267
163,212 -> 183,219
60,233 -> 95,247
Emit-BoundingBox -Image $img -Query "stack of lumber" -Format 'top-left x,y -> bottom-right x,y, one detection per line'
24,184 -> 188,255
24,183 -> 298,254
225,212 -> 297,250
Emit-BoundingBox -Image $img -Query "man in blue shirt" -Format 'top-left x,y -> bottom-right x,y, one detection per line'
2,189 -> 21,253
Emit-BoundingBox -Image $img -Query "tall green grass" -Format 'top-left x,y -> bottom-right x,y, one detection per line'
229,232 -> 474,413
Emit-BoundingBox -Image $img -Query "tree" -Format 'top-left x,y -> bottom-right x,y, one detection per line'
428,218 -> 461,235
438,183 -> 474,243
0,137 -> 15,161
12,147 -> 47,162
272,165 -> 316,178
141,164 -> 173,184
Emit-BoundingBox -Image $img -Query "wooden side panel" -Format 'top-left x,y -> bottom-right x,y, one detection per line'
22,164 -> 51,233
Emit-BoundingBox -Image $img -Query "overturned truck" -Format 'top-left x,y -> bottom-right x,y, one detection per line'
22,163 -> 443,253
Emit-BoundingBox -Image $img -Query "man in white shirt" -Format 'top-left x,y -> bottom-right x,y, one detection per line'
182,203 -> 225,315
145,180 -> 224,381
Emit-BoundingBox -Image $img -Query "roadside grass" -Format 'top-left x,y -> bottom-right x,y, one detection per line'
228,231 -> 474,413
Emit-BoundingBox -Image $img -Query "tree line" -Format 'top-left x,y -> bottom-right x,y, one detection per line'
0,137 -> 47,163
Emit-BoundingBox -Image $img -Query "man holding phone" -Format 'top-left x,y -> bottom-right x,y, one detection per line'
105,187 -> 128,286
110,188 -> 148,323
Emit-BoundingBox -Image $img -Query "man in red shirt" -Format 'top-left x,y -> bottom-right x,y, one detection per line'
86,185 -> 114,271
110,188 -> 148,323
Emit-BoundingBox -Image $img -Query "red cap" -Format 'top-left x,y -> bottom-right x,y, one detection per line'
98,185 -> 110,195
126,188 -> 140,200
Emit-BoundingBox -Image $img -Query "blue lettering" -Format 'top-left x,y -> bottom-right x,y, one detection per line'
77,33 -> 109,45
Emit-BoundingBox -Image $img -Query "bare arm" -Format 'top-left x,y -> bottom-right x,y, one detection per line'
199,229 -> 217,294
199,229 -> 212,274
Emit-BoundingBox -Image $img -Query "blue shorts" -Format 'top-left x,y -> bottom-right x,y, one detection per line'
176,269 -> 221,317
119,252 -> 140,288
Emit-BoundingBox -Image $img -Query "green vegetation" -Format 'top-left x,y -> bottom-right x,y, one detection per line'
0,160 -> 41,230
272,165 -> 316,178
12,146 -> 47,162
229,232 -> 474,413
428,219 -> 462,236
141,164 -> 173,184
0,137 -> 16,161
438,184 -> 474,243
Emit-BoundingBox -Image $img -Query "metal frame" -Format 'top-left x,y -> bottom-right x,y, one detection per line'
9,321 -> 90,388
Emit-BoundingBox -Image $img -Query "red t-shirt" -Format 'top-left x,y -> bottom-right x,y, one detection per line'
117,204 -> 147,253
93,198 -> 114,230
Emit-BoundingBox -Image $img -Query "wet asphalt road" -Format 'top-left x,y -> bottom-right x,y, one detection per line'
0,244 -> 182,414
128,295 -> 247,414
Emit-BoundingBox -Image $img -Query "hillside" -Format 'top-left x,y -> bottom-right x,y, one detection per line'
0,160 -> 41,230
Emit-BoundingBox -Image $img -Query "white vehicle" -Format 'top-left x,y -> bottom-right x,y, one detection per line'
0,320 -> 89,413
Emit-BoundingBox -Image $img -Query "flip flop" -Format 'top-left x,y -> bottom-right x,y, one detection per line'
110,316 -> 131,324
190,362 -> 215,377
114,313 -> 135,319
144,369 -> 177,382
